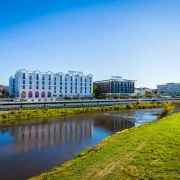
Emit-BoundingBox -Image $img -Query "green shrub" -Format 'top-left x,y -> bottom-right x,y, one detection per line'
0,102 -> 177,125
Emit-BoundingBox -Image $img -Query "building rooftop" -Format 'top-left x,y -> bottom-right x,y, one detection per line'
94,79 -> 136,83
10,69 -> 93,78
157,83 -> 180,86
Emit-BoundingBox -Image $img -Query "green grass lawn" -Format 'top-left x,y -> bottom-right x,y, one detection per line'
30,113 -> 180,180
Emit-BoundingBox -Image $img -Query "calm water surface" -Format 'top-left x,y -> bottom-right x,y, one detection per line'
0,108 -> 178,180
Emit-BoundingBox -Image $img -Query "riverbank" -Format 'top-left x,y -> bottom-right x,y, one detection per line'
0,111 -> 10,115
0,102 -> 178,125
31,113 -> 180,180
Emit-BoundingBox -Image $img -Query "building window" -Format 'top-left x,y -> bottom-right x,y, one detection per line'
36,74 -> 39,80
60,82 -> 62,85
65,91 -> 67,94
75,78 -> 77,82
42,86 -> 45,89
42,76 -> 45,81
23,73 -> 25,79
28,91 -> 33,98
85,87 -> 87,90
54,82 -> 56,85
29,85 -> 32,89
36,86 -> 39,89
42,81 -> 45,85
85,91 -> 86,94
70,91 -> 72,93
65,77 -> 67,81
60,75 -> 62,81
65,82 -> 67,86
60,86 -> 62,90
54,90 -> 56,94
35,91 -> 39,98
41,92 -> 45,98
48,92 -> 51,98
71,76 -> 73,81
54,86 -> 56,90
65,86 -> 67,90
29,81 -> 32,84
49,82 -> 51,85
85,79 -> 87,82
81,77 -> 82,82
23,85 -> 25,89
49,75 -> 51,80
36,81 -> 39,85
54,77 -> 56,81
89,91 -> 91,93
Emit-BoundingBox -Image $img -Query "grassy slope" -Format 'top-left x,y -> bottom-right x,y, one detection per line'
31,113 -> 180,180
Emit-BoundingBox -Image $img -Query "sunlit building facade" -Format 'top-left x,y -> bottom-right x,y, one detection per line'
94,77 -> 135,97
9,69 -> 93,99
157,83 -> 180,95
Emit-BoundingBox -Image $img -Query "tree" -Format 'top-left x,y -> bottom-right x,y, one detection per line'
77,93 -> 81,100
145,91 -> 153,98
93,85 -> 100,98
0,90 -> 9,98
2,90 -> 6,98
136,93 -> 140,98
60,94 -> 64,100
159,103 -> 174,119
117,94 -> 120,99
21,92 -> 25,99
105,93 -> 111,99
65,96 -> 72,100
5,91 -> 9,98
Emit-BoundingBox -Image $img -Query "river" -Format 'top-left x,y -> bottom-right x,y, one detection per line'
0,108 -> 179,180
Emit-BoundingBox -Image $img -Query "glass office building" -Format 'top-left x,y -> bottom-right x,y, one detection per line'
94,78 -> 135,97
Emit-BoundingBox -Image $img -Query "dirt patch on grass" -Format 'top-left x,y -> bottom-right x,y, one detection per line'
0,111 -> 11,115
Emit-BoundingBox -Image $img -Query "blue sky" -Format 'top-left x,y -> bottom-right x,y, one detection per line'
0,0 -> 180,88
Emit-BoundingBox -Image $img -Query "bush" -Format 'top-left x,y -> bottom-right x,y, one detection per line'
159,103 -> 175,119
0,102 -> 176,124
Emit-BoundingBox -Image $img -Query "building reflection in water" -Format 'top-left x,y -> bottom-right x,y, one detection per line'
94,115 -> 135,133
0,115 -> 134,153
0,119 -> 93,153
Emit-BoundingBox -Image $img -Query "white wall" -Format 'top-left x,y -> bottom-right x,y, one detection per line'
9,70 -> 93,99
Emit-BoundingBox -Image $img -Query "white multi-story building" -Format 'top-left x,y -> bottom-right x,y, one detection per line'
9,69 -> 93,99
157,83 -> 180,95
135,87 -> 153,96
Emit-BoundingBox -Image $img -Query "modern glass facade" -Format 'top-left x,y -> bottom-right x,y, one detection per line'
157,83 -> 180,95
110,81 -> 134,93
94,79 -> 135,96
